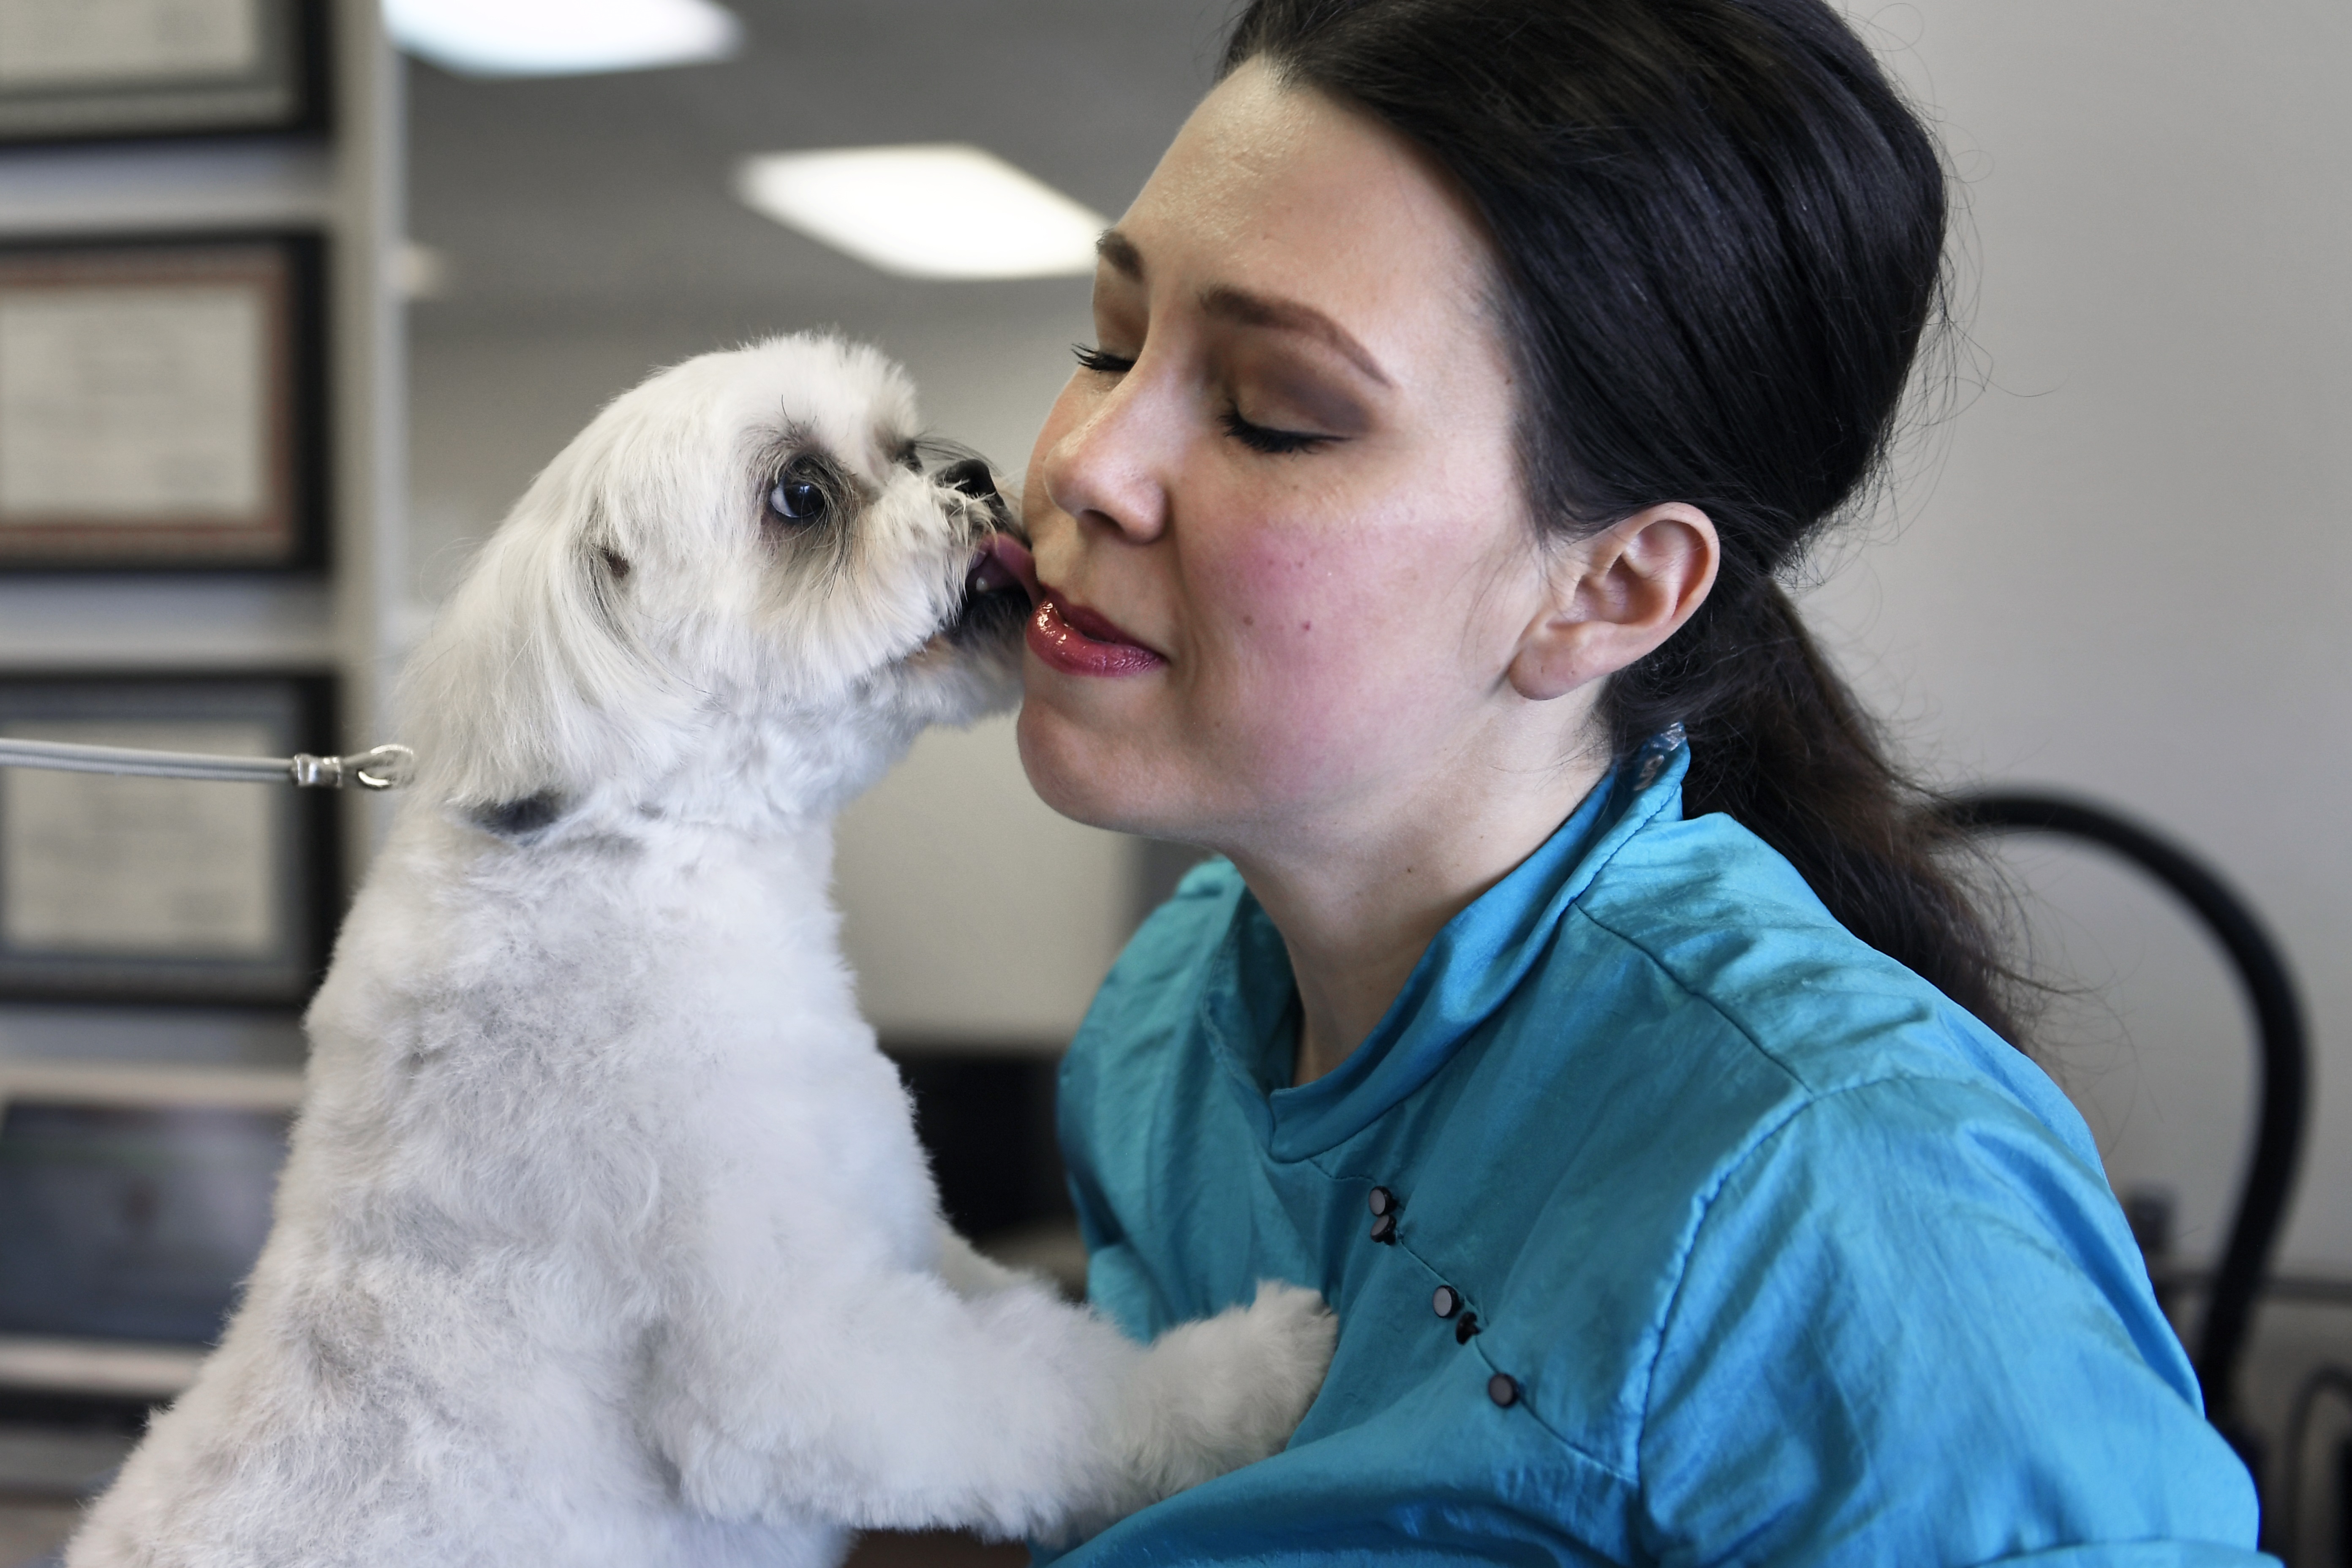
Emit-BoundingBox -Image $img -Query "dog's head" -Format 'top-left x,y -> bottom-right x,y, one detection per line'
399,333 -> 1035,826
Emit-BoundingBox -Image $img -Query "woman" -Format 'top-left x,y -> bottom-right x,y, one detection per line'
1010,0 -> 2264,1560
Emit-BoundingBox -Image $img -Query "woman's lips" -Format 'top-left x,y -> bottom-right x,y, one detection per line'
966,536 -> 1165,677
1027,588 -> 1168,678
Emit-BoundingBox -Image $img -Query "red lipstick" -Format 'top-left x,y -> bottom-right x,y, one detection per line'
1028,589 -> 1167,678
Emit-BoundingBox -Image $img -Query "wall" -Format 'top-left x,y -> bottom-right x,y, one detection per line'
1817,0 -> 2352,1277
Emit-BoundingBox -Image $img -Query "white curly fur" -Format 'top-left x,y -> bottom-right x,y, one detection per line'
66,334 -> 1335,1568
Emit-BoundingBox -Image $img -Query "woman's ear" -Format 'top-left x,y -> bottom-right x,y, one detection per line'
1508,504 -> 1719,702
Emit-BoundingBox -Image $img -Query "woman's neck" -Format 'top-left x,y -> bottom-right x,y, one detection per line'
1228,744 -> 1610,1087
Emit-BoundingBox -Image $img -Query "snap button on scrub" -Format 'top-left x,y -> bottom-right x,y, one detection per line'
1367,1187 -> 1396,1216
1432,1285 -> 1459,1319
1454,1311 -> 1480,1344
1488,1373 -> 1520,1408
1368,1186 -> 1399,1243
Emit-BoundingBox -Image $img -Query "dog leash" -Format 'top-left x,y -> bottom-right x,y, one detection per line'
0,738 -> 415,790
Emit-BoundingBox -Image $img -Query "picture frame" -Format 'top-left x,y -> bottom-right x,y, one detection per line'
0,232 -> 328,572
0,0 -> 329,147
0,671 -> 342,1007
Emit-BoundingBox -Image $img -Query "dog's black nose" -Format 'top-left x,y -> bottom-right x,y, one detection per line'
937,458 -> 999,502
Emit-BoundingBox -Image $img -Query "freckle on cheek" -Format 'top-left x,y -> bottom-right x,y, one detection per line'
1301,621 -> 1312,632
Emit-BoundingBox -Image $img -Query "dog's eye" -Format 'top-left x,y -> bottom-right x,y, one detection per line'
767,476 -> 830,525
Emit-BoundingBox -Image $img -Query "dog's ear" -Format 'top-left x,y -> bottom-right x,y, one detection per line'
584,512 -> 637,636
398,455 -> 689,814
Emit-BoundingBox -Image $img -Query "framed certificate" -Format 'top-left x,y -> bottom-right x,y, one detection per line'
0,234 -> 326,571
0,672 -> 341,1006
0,0 -> 328,146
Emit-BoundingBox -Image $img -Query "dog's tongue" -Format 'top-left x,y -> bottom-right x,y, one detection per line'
967,534 -> 1040,604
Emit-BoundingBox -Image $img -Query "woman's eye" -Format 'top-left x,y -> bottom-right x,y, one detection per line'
767,477 -> 830,524
1219,405 -> 1333,456
1072,344 -> 1136,375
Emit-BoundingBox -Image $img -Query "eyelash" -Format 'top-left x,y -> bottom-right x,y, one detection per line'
1217,406 -> 1331,455
1071,344 -> 1133,375
1070,343 -> 1334,457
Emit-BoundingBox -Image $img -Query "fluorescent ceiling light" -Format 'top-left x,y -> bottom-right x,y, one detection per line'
736,145 -> 1108,280
385,0 -> 740,79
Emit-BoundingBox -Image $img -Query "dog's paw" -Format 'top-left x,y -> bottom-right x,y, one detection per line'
1204,1279 -> 1339,1456
1119,1279 -> 1336,1500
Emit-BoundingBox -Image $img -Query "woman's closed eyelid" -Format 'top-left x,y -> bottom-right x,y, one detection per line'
1067,338 -> 1350,453
1219,403 -> 1336,455
1241,359 -> 1374,435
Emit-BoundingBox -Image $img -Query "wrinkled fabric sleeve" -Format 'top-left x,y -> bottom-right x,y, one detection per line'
1058,866 -> 1243,1350
1062,1052 -> 1176,1349
1636,1075 -> 2270,1566
1060,1017 -> 1189,1350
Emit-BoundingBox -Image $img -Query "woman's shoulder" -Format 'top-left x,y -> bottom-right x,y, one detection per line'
1481,814 -> 2258,1555
1068,856 -> 1247,1068
1565,803 -> 2082,1147
1131,855 -> 1247,963
1074,812 -> 2086,1175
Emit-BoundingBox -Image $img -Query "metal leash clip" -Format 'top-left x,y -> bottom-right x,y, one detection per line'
287,744 -> 416,791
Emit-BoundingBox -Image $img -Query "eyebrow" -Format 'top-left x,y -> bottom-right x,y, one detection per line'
1094,228 -> 1395,389
1200,286 -> 1393,387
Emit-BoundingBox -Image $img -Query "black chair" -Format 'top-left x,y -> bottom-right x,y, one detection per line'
1943,792 -> 2310,1485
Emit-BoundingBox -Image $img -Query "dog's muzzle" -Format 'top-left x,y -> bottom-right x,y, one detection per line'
938,457 -> 999,505
936,461 -> 1034,646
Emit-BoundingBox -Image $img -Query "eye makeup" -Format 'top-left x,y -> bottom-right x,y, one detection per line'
1073,239 -> 1383,461
1198,284 -> 1390,384
1228,358 -> 1371,436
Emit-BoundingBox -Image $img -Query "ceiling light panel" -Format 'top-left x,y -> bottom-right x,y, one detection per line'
736,145 -> 1107,280
385,0 -> 741,79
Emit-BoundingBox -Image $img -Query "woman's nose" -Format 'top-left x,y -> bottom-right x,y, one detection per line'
1040,375 -> 1171,547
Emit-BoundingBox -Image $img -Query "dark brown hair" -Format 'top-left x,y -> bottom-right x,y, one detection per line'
1224,0 -> 2024,1042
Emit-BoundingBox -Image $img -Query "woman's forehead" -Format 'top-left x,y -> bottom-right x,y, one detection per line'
1104,60 -> 1497,364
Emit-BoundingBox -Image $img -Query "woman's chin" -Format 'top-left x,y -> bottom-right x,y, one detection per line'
1015,698 -> 1198,839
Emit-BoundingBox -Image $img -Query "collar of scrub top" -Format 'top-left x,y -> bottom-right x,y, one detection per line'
1204,724 -> 1692,1162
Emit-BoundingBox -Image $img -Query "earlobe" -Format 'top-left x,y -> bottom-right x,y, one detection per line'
1507,504 -> 1719,702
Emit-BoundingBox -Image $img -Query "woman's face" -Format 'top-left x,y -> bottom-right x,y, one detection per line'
1017,60 -> 1563,852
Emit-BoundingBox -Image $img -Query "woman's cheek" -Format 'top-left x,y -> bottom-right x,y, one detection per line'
1192,544 -> 1434,795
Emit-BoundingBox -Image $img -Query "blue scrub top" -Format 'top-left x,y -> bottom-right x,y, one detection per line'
1051,736 -> 2268,1565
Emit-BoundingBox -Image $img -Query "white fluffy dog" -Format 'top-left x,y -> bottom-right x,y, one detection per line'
67,335 -> 1334,1568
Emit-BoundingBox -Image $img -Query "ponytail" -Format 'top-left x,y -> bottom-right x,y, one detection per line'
1606,578 -> 2023,1042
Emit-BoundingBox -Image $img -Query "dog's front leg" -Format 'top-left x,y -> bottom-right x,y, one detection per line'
641,1258 -> 1333,1545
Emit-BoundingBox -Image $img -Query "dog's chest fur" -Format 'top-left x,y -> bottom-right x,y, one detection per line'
90,810 -> 934,1565
323,808 -> 938,1304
